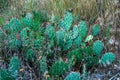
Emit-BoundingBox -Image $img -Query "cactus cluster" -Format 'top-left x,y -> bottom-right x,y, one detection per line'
0,12 -> 45,79
0,11 -> 116,80
44,11 -> 116,79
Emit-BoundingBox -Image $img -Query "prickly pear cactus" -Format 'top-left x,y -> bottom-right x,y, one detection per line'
39,57 -> 48,75
9,56 -> 20,78
92,24 -> 100,36
72,25 -> 79,39
93,40 -> 104,56
0,69 -> 14,80
64,32 -> 73,50
20,27 -> 34,47
45,25 -> 56,40
64,72 -> 81,80
33,38 -> 44,50
25,49 -> 36,61
4,18 -> 22,34
73,36 -> 82,47
60,12 -> 73,31
68,49 -> 83,62
8,34 -> 21,49
100,52 -> 115,66
79,21 -> 88,39
56,29 -> 65,48
22,16 -> 33,28
49,60 -> 68,76
56,29 -> 72,50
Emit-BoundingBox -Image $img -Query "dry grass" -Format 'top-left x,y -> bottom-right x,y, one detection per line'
0,0 -> 115,18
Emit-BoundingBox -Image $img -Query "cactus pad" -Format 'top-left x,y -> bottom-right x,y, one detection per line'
92,24 -> 100,36
93,40 -> 104,56
9,56 -> 20,78
100,52 -> 115,66
64,72 -> 81,80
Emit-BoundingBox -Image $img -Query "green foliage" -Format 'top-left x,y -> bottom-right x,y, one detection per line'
92,24 -> 100,36
0,69 -> 14,80
68,49 -> 83,62
0,17 -> 4,25
60,12 -> 73,31
49,60 -> 68,76
39,57 -> 48,75
33,10 -> 48,23
100,52 -> 115,66
9,56 -> 20,78
93,40 -> 104,56
65,72 -> 81,80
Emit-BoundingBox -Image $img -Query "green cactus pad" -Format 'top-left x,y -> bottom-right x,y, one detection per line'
73,36 -> 82,47
45,25 -> 55,40
34,38 -> 44,50
9,56 -> 20,78
68,49 -> 83,62
60,12 -> 73,31
72,25 -> 79,39
63,33 -> 73,50
9,38 -> 21,49
0,69 -> 14,80
49,60 -> 68,76
22,17 -> 33,28
92,24 -> 100,36
93,40 -> 104,56
56,29 -> 65,48
100,52 -> 115,66
56,29 -> 72,50
64,72 -> 81,80
4,18 -> 22,34
20,27 -> 34,47
79,21 -> 88,39
25,49 -> 36,61
39,57 -> 48,75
